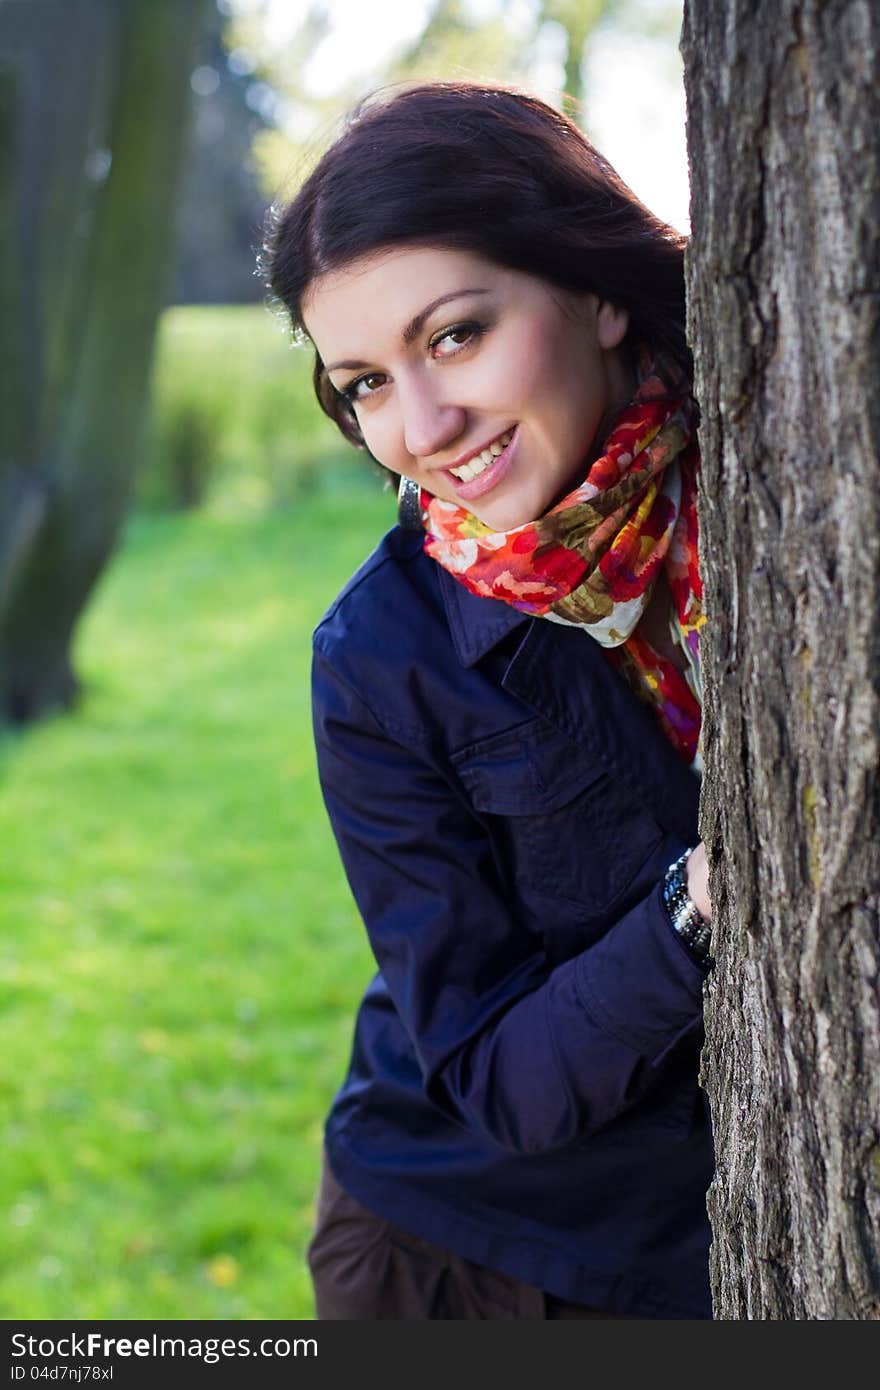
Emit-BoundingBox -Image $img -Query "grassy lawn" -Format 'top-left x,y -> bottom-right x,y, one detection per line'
0,488 -> 393,1319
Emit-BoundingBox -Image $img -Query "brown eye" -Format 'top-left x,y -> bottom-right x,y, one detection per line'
343,372 -> 386,403
431,322 -> 484,356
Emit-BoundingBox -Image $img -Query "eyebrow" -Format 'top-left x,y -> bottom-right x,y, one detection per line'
323,288 -> 491,374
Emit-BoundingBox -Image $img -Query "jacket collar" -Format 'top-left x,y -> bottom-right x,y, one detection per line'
437,564 -> 530,667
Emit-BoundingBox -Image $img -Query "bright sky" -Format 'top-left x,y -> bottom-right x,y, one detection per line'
583,26 -> 690,234
227,0 -> 690,233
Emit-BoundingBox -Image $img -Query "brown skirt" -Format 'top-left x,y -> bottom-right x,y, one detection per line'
306,1149 -> 631,1320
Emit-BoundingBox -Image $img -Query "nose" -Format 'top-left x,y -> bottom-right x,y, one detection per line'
398,376 -> 465,462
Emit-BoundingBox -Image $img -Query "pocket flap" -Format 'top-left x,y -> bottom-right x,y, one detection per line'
452,717 -> 604,814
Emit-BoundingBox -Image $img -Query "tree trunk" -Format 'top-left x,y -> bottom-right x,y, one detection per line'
681,1 -> 880,1319
0,0 -> 211,722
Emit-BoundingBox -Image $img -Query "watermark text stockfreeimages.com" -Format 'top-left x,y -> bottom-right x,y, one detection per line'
11,1332 -> 316,1367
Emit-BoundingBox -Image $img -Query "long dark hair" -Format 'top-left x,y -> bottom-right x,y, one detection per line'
264,81 -> 690,450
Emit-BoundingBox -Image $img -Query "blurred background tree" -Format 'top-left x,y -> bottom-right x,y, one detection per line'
231,0 -> 616,195
171,4 -> 273,306
0,0 -> 212,724
537,0 -> 606,120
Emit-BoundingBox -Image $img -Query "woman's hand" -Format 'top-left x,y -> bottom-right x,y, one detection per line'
686,842 -> 712,922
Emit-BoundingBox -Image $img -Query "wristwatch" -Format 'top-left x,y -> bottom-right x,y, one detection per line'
662,848 -> 712,964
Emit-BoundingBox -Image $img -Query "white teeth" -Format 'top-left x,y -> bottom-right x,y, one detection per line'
452,458 -> 484,481
449,429 -> 514,480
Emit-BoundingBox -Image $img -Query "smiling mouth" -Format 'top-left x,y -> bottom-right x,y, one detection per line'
442,426 -> 519,503
447,428 -> 514,482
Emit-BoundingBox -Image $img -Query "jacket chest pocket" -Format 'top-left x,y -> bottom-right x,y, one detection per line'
451,717 -> 664,922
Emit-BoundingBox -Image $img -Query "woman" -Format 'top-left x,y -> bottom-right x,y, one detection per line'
265,81 -> 714,1320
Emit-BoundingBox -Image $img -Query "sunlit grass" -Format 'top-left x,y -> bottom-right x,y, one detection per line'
0,491 -> 392,1318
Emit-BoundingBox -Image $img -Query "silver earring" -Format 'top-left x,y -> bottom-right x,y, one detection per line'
397,475 -> 424,530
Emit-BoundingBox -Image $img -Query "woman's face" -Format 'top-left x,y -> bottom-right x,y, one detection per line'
302,246 -> 634,531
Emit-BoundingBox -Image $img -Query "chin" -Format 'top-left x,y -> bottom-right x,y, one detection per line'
476,500 -> 543,532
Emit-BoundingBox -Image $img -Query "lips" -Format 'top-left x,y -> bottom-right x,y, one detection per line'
447,428 -> 514,481
444,426 -> 519,502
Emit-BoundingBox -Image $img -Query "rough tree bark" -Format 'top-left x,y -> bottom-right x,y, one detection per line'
0,0 -> 211,722
681,2 -> 880,1318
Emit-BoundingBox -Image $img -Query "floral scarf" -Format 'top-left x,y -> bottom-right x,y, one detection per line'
421,359 -> 705,764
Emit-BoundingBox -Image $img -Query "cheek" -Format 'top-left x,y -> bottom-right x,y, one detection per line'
358,412 -> 403,467
480,334 -> 558,414
492,310 -> 593,421
538,333 -> 609,442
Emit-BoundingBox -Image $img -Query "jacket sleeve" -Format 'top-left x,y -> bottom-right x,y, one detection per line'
312,642 -> 708,1156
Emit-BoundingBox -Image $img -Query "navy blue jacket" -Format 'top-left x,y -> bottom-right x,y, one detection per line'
312,522 -> 714,1319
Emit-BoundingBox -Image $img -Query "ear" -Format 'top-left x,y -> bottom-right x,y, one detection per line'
596,299 -> 629,350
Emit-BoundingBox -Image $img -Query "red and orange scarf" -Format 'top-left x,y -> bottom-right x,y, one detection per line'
421,359 -> 705,764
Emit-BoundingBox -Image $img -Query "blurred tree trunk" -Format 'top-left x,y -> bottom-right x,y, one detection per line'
682,0 -> 880,1318
0,0 -> 211,723
535,0 -> 606,119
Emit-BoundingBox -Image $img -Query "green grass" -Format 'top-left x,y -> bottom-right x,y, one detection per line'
0,489 -> 394,1319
